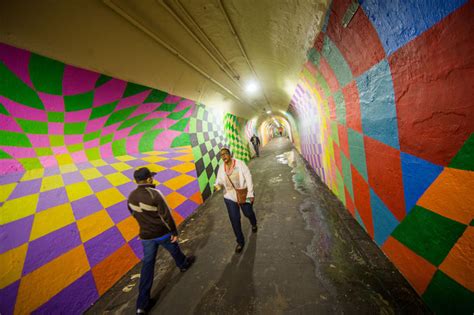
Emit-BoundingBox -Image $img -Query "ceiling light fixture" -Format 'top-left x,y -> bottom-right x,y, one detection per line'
266,110 -> 271,114
245,80 -> 259,94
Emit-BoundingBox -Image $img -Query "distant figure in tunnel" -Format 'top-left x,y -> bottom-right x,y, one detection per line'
128,167 -> 195,314
250,134 -> 261,157
214,147 -> 258,253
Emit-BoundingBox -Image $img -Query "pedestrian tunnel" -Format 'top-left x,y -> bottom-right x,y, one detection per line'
0,0 -> 473,314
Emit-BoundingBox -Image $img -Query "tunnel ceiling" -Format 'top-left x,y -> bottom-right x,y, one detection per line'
0,0 -> 329,119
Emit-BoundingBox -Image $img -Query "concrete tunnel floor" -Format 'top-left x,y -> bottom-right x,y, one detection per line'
86,137 -> 430,314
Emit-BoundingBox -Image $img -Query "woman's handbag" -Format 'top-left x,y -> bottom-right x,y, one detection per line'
226,174 -> 248,204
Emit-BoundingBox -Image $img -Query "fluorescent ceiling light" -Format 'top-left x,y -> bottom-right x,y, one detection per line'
245,80 -> 259,94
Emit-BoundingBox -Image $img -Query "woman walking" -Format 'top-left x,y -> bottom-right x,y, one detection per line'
215,147 -> 258,253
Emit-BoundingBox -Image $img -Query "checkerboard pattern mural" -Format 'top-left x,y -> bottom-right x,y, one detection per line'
289,0 -> 473,313
188,104 -> 228,201
223,114 -> 251,162
0,43 -> 250,314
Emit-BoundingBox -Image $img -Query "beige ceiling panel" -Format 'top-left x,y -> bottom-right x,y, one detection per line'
0,0 -> 328,119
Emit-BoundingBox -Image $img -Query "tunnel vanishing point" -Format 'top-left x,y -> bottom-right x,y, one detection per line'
0,0 -> 473,314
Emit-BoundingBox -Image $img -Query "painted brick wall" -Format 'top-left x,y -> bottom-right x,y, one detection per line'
289,0 -> 474,313
0,43 -> 250,314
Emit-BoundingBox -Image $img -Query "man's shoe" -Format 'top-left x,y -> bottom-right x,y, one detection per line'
180,255 -> 196,272
137,308 -> 146,314
235,244 -> 244,253
252,225 -> 258,233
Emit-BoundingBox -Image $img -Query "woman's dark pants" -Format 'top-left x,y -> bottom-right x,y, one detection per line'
224,198 -> 257,246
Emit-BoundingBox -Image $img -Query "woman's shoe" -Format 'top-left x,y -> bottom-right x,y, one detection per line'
235,244 -> 244,253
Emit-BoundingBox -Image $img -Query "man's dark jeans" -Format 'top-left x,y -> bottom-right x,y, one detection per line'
224,198 -> 257,246
137,234 -> 186,310
252,143 -> 259,156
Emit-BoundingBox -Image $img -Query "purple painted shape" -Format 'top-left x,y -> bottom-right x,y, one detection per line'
174,199 -> 199,219
126,159 -> 148,167
87,177 -> 112,192
97,165 -> 116,175
157,159 -> 182,168
0,172 -> 22,185
9,178 -> 42,199
106,200 -> 131,224
156,184 -> 173,196
0,280 -> 20,315
92,79 -> 126,106
121,168 -> 135,179
155,169 -> 181,182
63,66 -> 100,96
116,90 -> 150,110
76,161 -> 93,170
43,167 -> 60,176
84,226 -> 125,267
128,237 -> 143,260
186,169 -> 198,177
37,187 -> 69,212
22,223 -> 82,275
37,92 -> 64,112
116,181 -> 135,198
71,195 -> 103,220
176,180 -> 199,198
61,171 -> 84,185
32,271 -> 99,315
0,43 -> 33,88
0,215 -> 34,254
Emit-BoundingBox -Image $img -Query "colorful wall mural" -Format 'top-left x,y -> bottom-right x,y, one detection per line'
289,0 -> 474,313
0,43 -> 250,314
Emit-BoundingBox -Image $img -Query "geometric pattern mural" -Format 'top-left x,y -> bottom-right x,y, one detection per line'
288,0 -> 474,313
0,147 -> 202,314
0,43 -> 194,175
0,43 -> 248,314
189,104 -> 228,201
223,114 -> 250,162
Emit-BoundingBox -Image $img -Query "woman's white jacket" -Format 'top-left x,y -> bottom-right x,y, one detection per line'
215,158 -> 254,202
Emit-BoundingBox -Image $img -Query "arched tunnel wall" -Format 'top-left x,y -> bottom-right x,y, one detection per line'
0,43 -> 253,314
288,0 -> 473,313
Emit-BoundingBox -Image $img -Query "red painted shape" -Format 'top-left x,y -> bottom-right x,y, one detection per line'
334,141 -> 342,173
338,124 -> 350,159
344,187 -> 356,217
328,96 -> 337,120
342,81 -> 362,133
364,136 -> 406,221
326,0 -> 385,77
314,31 -> 325,52
389,1 -> 474,166
351,164 -> 374,238
318,58 -> 340,93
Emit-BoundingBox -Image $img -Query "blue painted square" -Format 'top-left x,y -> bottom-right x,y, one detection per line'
370,189 -> 399,246
356,60 -> 399,149
359,0 -> 469,55
401,152 -> 443,213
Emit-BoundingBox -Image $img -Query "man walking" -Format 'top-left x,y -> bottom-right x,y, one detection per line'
250,134 -> 261,157
128,167 -> 195,314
